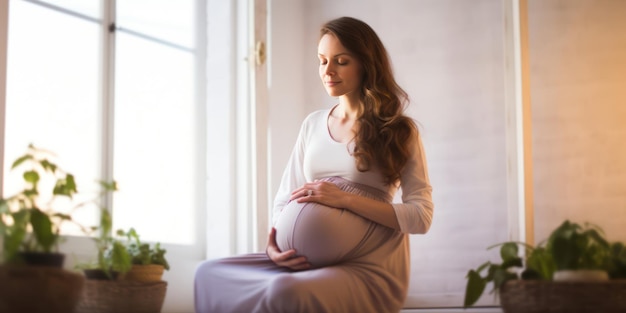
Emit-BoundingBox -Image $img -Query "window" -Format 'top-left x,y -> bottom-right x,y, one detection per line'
3,0 -> 101,235
112,0 -> 197,245
3,0 -> 201,245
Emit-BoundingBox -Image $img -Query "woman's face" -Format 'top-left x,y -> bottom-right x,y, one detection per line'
318,34 -> 362,99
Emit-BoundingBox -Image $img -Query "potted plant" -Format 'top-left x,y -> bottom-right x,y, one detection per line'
0,144 -> 82,267
78,221 -> 169,282
0,144 -> 106,313
121,228 -> 170,282
75,201 -> 170,313
78,202 -> 133,280
548,220 -> 611,281
76,227 -> 169,313
463,220 -> 626,313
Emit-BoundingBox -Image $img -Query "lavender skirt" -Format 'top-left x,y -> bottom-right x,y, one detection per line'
194,177 -> 410,313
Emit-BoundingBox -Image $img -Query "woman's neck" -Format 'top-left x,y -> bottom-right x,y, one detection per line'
337,96 -> 360,120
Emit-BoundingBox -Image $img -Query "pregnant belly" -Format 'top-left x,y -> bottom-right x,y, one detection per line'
274,199 -> 375,268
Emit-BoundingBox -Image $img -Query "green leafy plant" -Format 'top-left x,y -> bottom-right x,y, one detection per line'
464,242 -> 527,307
121,228 -> 170,270
0,144 -> 85,263
77,183 -> 169,279
546,220 -> 611,271
75,179 -> 135,279
609,242 -> 626,279
463,220 -> 622,308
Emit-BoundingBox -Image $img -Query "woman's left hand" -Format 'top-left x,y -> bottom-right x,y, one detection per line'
289,180 -> 350,208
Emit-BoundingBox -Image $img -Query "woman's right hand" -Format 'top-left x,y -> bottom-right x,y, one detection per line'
266,227 -> 311,271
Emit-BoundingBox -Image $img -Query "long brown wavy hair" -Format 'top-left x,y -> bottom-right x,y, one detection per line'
320,16 -> 418,185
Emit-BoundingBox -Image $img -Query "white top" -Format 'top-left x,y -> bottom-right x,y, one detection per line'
272,108 -> 434,234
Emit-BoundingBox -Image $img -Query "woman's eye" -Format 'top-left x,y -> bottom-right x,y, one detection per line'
337,59 -> 348,65
319,60 -> 327,65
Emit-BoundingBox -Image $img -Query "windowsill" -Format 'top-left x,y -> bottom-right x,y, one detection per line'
401,307 -> 502,313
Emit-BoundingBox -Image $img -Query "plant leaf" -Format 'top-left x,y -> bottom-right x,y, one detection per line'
152,243 -> 169,270
476,261 -> 491,273
11,209 -> 30,225
587,229 -> 610,248
2,210 -> 29,262
65,174 -> 77,193
501,257 -> 523,270
610,242 -> 626,279
11,154 -> 32,169
23,170 -> 40,184
111,241 -> 132,274
23,188 -> 39,197
0,200 -> 8,214
52,213 -> 73,221
53,174 -> 77,198
100,209 -> 112,236
30,208 -> 56,252
99,180 -> 118,191
612,242 -> 626,262
464,270 -> 486,307
552,235 -> 579,270
39,159 -> 58,173
485,264 -> 496,281
526,246 -> 555,280
500,242 -> 519,262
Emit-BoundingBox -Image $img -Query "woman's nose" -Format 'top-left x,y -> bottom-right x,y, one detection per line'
324,63 -> 335,76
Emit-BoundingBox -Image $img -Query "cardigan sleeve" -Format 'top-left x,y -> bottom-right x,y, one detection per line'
391,132 -> 434,234
271,115 -> 311,225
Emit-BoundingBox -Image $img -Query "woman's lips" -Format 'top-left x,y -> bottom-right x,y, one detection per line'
325,81 -> 340,87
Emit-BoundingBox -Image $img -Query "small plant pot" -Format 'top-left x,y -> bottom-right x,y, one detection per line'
76,280 -> 167,313
553,269 -> 609,282
83,269 -> 120,280
19,252 -> 65,268
124,264 -> 165,282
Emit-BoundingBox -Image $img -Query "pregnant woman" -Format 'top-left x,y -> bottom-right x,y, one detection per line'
194,16 -> 434,313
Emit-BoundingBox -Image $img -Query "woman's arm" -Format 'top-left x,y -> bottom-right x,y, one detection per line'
266,114 -> 313,270
292,182 -> 400,230
293,132 -> 434,234
392,132 -> 434,234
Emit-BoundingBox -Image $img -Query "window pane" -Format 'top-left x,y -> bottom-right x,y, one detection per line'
113,32 -> 196,245
116,0 -> 195,49
39,0 -> 101,19
4,1 -> 101,234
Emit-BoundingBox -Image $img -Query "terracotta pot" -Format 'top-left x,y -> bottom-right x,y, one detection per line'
123,264 -> 165,282
553,269 -> 609,282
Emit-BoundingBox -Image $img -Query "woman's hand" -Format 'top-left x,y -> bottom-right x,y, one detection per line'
290,180 -> 400,229
266,227 -> 311,271
290,180 -> 351,208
